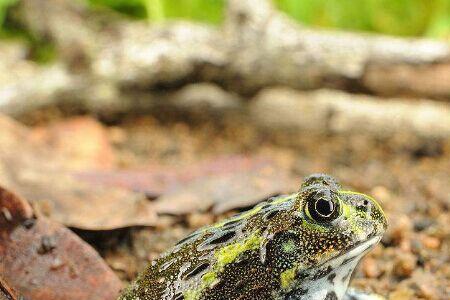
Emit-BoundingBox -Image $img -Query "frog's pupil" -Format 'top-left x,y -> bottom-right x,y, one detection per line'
315,198 -> 334,217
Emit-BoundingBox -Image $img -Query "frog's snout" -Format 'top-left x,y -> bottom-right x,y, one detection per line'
368,196 -> 388,235
339,190 -> 387,238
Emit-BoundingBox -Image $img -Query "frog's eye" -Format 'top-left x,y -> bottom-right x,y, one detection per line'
305,189 -> 341,223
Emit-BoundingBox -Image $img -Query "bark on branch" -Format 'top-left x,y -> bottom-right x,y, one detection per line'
250,88 -> 450,140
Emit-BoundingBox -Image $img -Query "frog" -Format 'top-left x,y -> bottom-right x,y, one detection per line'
120,174 -> 387,300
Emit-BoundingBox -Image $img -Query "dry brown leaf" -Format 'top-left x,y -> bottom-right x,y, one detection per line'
74,156 -> 298,215
74,155 -> 276,197
0,114 -> 156,230
0,186 -> 123,300
31,116 -> 116,170
154,161 -> 297,215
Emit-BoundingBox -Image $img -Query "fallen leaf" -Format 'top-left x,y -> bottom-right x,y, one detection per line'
74,156 -> 298,215
154,162 -> 298,215
0,114 -> 156,230
31,116 -> 115,170
0,186 -> 123,300
74,155 -> 275,197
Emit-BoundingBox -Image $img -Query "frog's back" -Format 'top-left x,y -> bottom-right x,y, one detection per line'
121,194 -> 298,299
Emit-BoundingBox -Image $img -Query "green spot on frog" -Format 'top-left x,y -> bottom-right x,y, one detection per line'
282,239 -> 296,253
215,230 -> 263,269
280,266 -> 297,289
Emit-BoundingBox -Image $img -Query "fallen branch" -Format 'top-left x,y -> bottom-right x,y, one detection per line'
15,0 -> 450,95
2,0 -> 450,117
250,88 -> 450,140
223,0 -> 450,97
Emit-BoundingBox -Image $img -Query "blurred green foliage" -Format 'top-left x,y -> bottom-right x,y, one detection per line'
0,0 -> 450,38
89,0 -> 225,23
0,0 -> 56,63
0,0 -> 17,27
276,0 -> 450,37
88,0 -> 450,38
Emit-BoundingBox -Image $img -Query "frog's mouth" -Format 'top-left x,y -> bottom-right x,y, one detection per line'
330,236 -> 382,268
295,236 -> 381,285
314,236 -> 382,271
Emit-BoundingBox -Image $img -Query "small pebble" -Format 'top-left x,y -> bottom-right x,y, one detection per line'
388,286 -> 415,300
108,126 -> 127,144
421,236 -> 440,250
417,282 -> 438,300
371,186 -> 391,203
394,253 -> 416,278
413,218 -> 434,232
388,216 -> 412,245
362,257 -> 382,278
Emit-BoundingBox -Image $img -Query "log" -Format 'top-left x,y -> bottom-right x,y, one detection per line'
250,88 -> 450,140
222,0 -> 450,97
11,0 -> 450,98
2,0 -> 450,117
0,41 -> 78,115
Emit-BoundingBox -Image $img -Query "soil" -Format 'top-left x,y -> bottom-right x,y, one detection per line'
27,112 -> 450,299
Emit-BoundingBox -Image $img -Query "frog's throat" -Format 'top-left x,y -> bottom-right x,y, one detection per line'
281,236 -> 381,300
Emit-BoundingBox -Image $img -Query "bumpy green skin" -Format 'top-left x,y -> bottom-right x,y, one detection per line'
120,174 -> 387,300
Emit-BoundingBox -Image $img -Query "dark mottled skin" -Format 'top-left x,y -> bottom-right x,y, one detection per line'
120,174 -> 387,300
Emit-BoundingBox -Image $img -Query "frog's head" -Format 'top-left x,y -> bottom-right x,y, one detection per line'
292,174 -> 387,269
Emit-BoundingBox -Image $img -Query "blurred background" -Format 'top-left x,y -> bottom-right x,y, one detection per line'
3,0 -> 450,37
2,0 -> 450,65
0,1 -> 449,300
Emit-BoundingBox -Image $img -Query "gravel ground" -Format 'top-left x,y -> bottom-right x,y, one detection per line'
99,115 -> 449,300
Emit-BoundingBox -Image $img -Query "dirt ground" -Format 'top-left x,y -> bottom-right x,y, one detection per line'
67,113 -> 449,300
